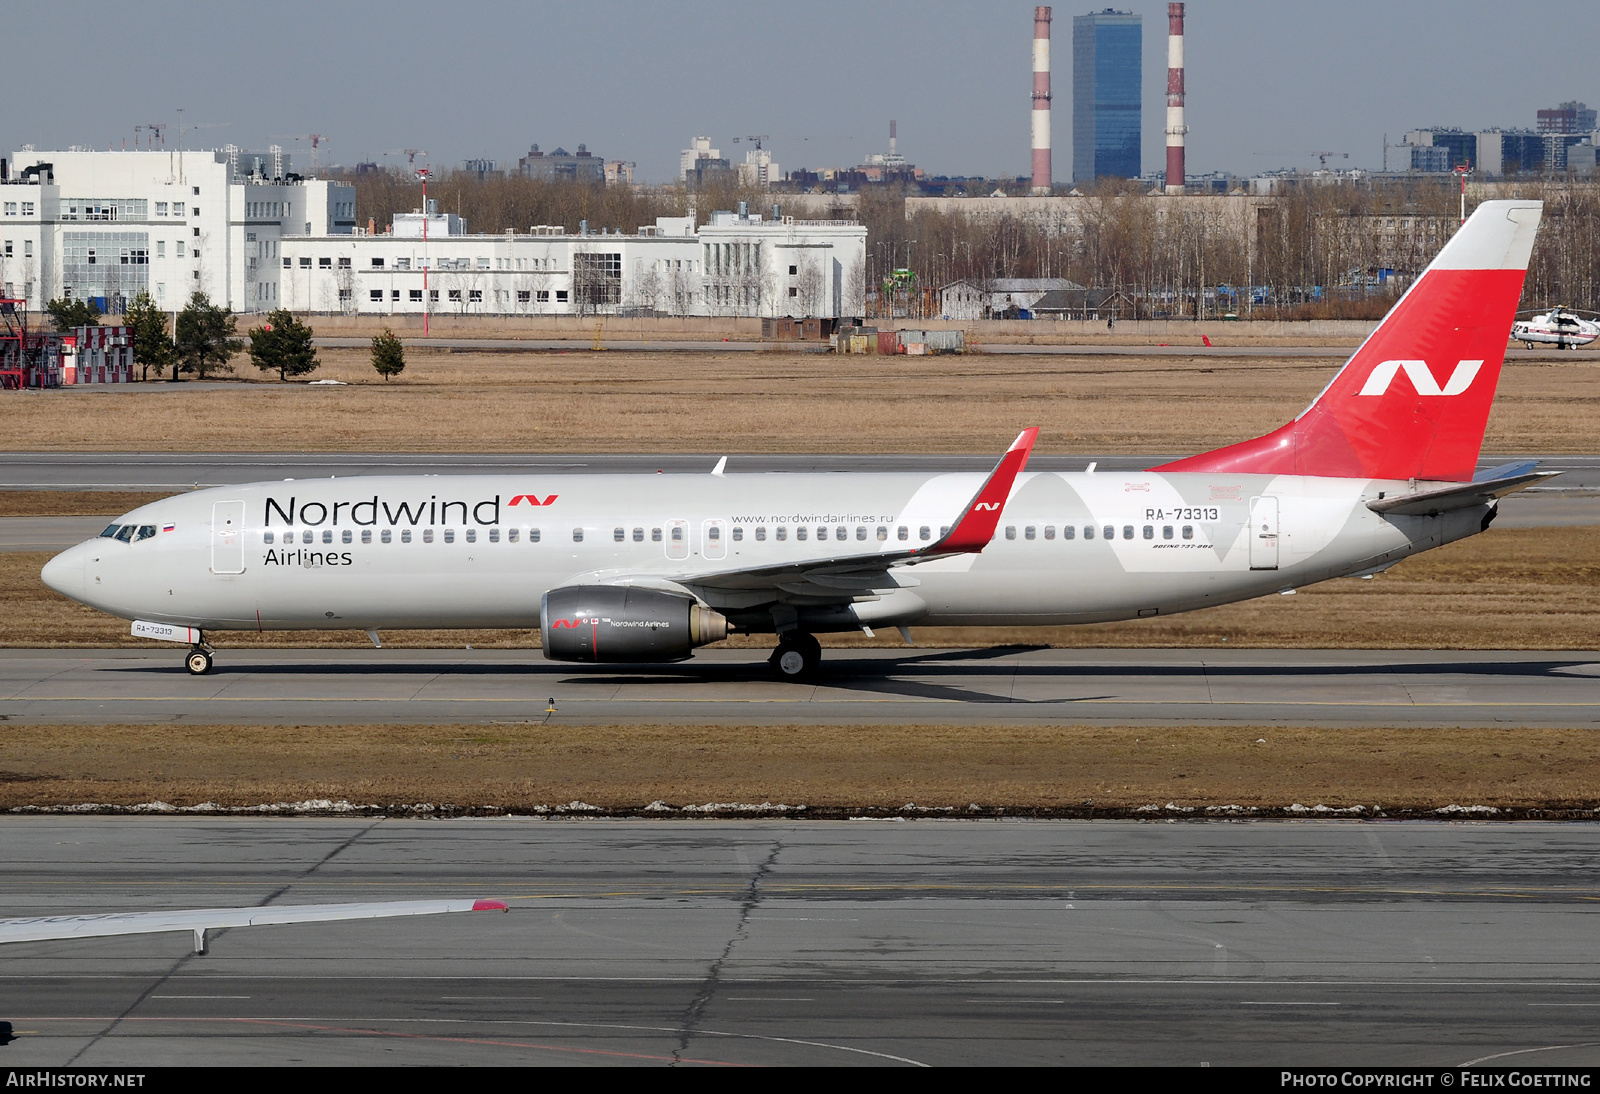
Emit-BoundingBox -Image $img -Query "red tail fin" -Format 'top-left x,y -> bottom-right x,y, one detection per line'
1155,200 -> 1542,482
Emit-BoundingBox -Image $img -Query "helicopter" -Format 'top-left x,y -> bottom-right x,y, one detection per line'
1511,306 -> 1600,349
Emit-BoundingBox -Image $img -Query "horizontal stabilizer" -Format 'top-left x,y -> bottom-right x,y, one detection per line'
1367,470 -> 1559,516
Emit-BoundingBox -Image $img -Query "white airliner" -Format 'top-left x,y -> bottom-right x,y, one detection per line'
43,200 -> 1549,679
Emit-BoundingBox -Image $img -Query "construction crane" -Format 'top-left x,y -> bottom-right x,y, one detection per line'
272,134 -> 330,173
385,149 -> 429,167
144,123 -> 167,147
733,135 -> 770,150
1313,151 -> 1349,168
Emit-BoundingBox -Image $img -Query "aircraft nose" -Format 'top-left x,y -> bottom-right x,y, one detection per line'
41,544 -> 87,600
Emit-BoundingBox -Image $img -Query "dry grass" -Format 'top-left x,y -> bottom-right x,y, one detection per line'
6,349 -> 1598,454
0,492 -> 171,518
7,525 -> 1600,650
0,722 -> 1591,812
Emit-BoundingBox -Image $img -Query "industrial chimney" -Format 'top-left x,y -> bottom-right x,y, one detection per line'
890,119 -> 897,160
1164,2 -> 1187,195
1031,6 -> 1052,195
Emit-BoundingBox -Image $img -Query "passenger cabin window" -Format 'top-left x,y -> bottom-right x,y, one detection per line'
263,530 -> 274,544
1182,525 -> 1193,540
854,526 -> 865,541
507,528 -> 518,542
322,530 -> 333,544
423,529 -> 434,543
1084,526 -> 1095,540
573,528 -> 584,542
709,526 -> 721,542
465,529 -> 476,543
1044,526 -> 1055,540
633,527 -> 644,542
1142,525 -> 1153,540
670,527 -> 682,542
401,529 -> 412,543
919,526 -> 930,541
876,526 -> 887,541
614,527 -> 625,542
1063,525 -> 1075,540
529,528 -> 540,542
755,527 -> 766,541
1025,526 -> 1036,540
897,526 -> 908,541
651,527 -> 662,542
1005,526 -> 1016,540
488,528 -> 499,542
443,529 -> 455,544
382,529 -> 392,543
731,527 -> 743,542
342,529 -> 353,544
1123,526 -> 1134,540
836,527 -> 848,541
797,527 -> 808,541
775,527 -> 786,540
1102,525 -> 1114,540
361,529 -> 372,544
302,530 -> 313,544
1162,526 -> 1173,540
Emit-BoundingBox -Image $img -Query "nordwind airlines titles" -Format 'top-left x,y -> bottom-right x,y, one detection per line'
43,201 -> 1550,680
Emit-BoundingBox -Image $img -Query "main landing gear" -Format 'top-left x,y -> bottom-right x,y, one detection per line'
185,643 -> 214,676
770,632 -> 822,680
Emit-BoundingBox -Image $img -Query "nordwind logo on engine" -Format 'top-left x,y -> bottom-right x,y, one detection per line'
1357,360 -> 1482,397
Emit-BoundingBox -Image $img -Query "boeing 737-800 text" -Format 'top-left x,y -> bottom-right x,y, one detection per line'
43,200 -> 1548,678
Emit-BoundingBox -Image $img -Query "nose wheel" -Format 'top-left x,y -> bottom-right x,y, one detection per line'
770,632 -> 821,679
185,646 -> 214,675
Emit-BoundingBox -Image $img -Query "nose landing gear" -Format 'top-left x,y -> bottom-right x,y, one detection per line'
185,644 -> 214,675
769,632 -> 822,679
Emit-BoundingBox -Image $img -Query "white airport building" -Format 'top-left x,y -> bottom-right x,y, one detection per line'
0,149 -> 865,320
0,149 -> 355,314
278,206 -> 865,319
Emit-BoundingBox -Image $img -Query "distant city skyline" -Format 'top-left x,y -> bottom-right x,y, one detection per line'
5,1 -> 1596,183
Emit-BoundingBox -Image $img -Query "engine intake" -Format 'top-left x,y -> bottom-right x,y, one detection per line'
540,586 -> 729,663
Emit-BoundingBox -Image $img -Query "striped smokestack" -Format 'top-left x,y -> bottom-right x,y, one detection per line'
1164,2 -> 1187,195
1031,6 -> 1051,195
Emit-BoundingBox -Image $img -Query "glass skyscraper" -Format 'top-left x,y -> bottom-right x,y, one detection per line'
1073,9 -> 1142,182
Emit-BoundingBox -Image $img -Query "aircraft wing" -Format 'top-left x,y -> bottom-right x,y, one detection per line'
682,428 -> 1038,598
0,898 -> 509,954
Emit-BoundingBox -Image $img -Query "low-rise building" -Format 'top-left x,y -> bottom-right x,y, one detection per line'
279,206 -> 865,319
0,149 -> 354,314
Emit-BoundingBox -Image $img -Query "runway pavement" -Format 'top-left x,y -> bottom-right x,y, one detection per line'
5,817 -> 1600,1067
5,647 -> 1600,728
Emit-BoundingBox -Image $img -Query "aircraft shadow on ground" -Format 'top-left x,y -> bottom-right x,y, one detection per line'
98,649 -> 1600,707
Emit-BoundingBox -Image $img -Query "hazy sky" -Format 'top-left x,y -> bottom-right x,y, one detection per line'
10,1 -> 1596,182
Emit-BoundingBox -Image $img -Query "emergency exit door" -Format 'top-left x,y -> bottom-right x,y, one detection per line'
211,500 -> 246,574
1249,495 -> 1279,571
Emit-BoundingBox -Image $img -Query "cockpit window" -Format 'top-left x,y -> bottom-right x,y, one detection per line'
113,525 -> 135,542
100,524 -> 121,538
133,525 -> 158,542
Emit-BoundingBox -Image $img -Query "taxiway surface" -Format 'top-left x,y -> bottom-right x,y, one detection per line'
5,647 -> 1600,728
5,818 -> 1599,1067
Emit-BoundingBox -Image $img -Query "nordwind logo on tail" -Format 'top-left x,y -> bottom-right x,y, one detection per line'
1358,360 -> 1483,397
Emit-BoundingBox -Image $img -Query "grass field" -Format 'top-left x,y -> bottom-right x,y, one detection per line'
0,722 -> 1590,814
6,348 -> 1599,454
5,525 -> 1599,650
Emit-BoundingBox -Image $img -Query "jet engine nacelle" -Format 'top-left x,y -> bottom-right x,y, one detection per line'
540,586 -> 729,663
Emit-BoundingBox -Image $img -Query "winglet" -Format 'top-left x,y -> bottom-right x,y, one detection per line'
924,428 -> 1038,554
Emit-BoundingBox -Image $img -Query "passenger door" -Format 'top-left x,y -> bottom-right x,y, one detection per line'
1248,495 -> 1279,571
211,500 -> 246,574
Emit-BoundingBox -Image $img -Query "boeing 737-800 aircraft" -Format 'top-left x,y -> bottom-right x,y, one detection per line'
43,200 -> 1548,679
